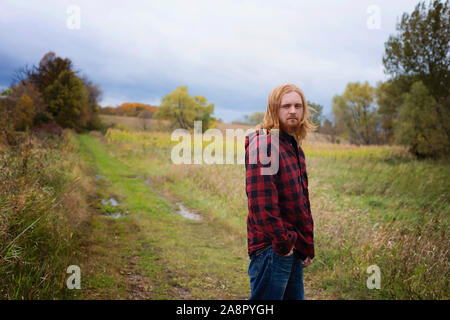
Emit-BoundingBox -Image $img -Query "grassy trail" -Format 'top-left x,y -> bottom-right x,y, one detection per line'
75,129 -> 448,300
77,133 -> 252,299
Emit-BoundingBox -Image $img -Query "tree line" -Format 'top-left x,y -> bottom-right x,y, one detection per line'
0,51 -> 102,142
100,102 -> 158,118
243,0 -> 449,158
332,0 -> 448,158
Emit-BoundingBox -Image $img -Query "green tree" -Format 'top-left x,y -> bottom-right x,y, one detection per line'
395,81 -> 450,158
29,52 -> 74,93
383,0 -> 449,103
44,70 -> 89,132
332,81 -> 380,145
375,76 -> 413,143
154,86 -> 216,132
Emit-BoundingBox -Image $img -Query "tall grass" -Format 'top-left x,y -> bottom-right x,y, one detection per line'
104,128 -> 449,299
0,130 -> 94,299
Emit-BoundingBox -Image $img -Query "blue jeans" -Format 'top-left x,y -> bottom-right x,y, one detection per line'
248,246 -> 304,300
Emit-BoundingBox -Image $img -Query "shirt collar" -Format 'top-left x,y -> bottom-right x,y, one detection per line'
279,129 -> 297,145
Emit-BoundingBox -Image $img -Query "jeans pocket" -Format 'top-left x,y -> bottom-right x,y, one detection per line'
248,253 -> 264,279
268,251 -> 292,285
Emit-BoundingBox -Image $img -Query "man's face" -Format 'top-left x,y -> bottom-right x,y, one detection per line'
278,91 -> 304,134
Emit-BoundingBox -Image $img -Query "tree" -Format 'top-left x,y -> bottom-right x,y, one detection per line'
381,0 -> 449,158
153,86 -> 216,132
244,111 -> 265,126
82,76 -> 102,130
332,81 -> 380,145
375,76 -> 413,143
43,70 -> 89,132
319,118 -> 338,143
0,82 -> 43,133
395,81 -> 450,158
28,52 -> 74,93
307,101 -> 324,127
383,0 -> 449,103
138,110 -> 153,130
14,95 -> 35,131
2,52 -> 103,134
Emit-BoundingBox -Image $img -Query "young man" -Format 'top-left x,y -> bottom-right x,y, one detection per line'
245,84 -> 315,300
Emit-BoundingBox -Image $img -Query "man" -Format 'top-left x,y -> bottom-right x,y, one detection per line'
245,84 -> 315,300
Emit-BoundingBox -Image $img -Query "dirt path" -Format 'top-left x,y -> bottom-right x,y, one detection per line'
78,133 -> 251,299
77,133 -> 330,300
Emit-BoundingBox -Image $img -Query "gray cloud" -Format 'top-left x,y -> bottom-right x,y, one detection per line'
0,0 -> 419,122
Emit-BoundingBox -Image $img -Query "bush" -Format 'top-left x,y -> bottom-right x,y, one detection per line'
395,81 -> 450,158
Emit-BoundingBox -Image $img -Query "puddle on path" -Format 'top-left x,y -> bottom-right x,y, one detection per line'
142,177 -> 202,221
101,197 -> 124,219
176,202 -> 202,221
102,197 -> 119,206
108,212 -> 124,219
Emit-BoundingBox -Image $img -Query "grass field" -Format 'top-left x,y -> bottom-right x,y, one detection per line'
78,126 -> 448,299
1,123 -> 448,299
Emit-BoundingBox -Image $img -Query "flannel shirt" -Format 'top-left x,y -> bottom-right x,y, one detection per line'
245,129 -> 314,259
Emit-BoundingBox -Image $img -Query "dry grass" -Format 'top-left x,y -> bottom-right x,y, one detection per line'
103,127 -> 449,299
0,130 -> 95,299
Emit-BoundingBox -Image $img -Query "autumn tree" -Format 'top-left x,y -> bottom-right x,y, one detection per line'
0,82 -> 44,136
154,86 -> 216,132
3,51 -> 103,133
13,95 -> 35,131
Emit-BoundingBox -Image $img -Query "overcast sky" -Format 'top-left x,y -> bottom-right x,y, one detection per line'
1,0 -> 419,122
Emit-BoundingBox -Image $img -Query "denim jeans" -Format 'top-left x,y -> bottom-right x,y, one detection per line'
248,246 -> 304,300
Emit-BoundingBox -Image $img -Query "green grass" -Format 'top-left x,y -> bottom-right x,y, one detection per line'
6,126 -> 445,299
77,133 -> 250,299
99,128 -> 449,299
0,131 -> 94,299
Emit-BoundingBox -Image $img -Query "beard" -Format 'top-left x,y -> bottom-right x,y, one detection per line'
280,118 -> 300,134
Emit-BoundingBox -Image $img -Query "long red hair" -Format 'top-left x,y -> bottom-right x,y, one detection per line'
256,84 -> 316,144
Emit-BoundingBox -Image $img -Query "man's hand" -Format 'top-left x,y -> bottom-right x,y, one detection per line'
302,257 -> 313,268
284,248 -> 294,256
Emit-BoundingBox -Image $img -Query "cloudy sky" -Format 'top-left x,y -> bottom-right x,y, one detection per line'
1,0 -> 419,122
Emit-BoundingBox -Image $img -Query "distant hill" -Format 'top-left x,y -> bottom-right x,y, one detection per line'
100,102 -> 158,117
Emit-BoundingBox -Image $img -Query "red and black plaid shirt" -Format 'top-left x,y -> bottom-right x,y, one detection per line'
245,129 -> 314,259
